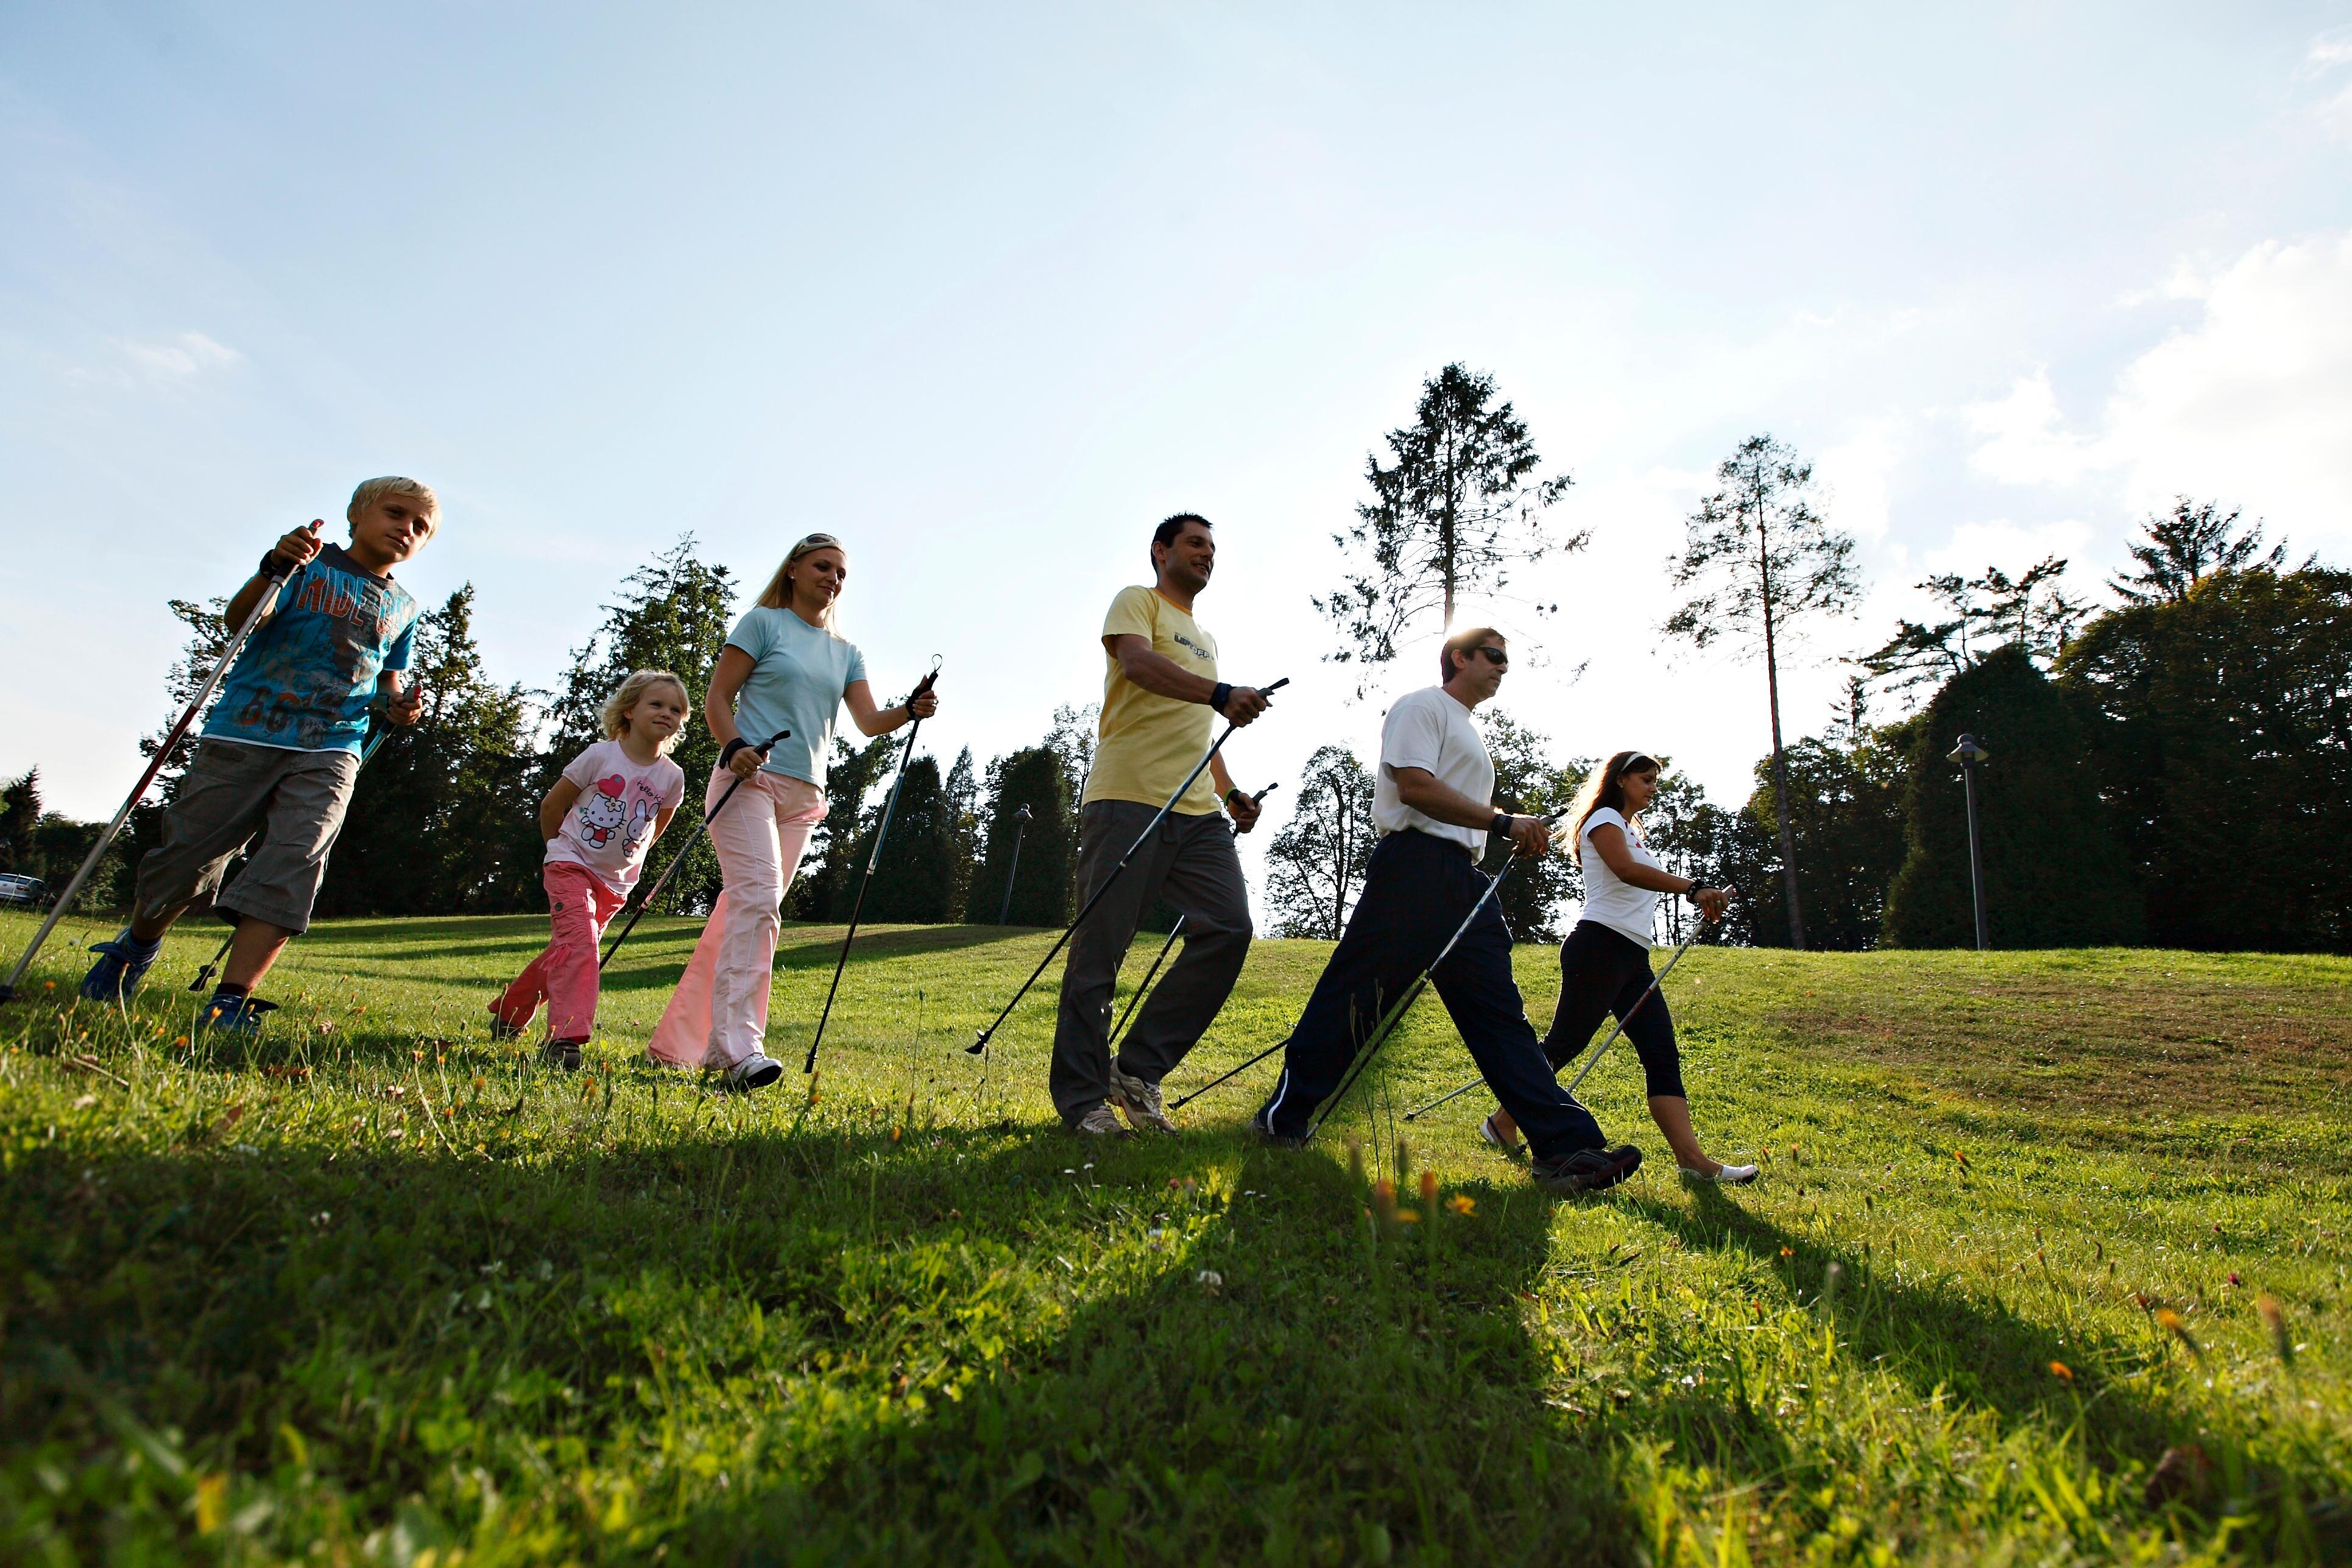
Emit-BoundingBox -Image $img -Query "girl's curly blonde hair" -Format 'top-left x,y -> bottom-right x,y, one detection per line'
600,669 -> 691,750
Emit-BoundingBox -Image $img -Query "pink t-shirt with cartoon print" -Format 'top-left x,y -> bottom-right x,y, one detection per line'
543,739 -> 688,894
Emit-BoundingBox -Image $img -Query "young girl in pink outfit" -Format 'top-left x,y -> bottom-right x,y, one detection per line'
492,670 -> 690,1068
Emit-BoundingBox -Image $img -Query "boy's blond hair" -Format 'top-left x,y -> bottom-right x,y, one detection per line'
347,476 -> 440,526
600,669 -> 691,750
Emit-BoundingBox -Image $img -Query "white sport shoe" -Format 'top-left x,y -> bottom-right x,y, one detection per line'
1109,1065 -> 1177,1134
721,1053 -> 785,1093
1070,1102 -> 1129,1137
1681,1162 -> 1759,1185
1477,1113 -> 1524,1156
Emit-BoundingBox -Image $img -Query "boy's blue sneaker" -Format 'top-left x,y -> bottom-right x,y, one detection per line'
80,928 -> 163,1003
197,989 -> 278,1034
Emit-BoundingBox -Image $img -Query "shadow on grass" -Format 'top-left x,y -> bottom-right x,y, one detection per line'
1626,1185 -> 2184,1464
5,1101 -> 1637,1564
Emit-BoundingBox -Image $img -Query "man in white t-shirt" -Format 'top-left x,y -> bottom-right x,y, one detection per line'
1253,626 -> 1644,1194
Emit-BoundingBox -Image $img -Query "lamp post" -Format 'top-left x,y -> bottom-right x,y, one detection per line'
995,804 -> 1033,925
1948,733 -> 1991,952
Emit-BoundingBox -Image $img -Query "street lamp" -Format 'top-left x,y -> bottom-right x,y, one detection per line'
1947,733 -> 1991,952
996,804 -> 1033,925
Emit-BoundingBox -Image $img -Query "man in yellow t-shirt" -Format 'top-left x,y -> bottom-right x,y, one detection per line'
1055,513 -> 1274,1137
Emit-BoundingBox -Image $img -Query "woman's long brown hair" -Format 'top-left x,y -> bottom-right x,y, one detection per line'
1566,750 -> 1659,864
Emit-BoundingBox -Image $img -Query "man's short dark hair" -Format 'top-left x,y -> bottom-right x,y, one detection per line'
1151,512 -> 1212,566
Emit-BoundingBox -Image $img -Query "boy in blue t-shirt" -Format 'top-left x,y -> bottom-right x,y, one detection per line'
80,477 -> 440,1029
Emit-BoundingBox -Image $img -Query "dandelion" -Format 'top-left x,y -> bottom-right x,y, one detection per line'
1396,1209 -> 1421,1226
1446,1195 -> 1476,1217
2256,1293 -> 2294,1368
2154,1307 -> 2202,1360
2049,1361 -> 2074,1382
1780,1247 -> 1795,1258
1372,1179 -> 1399,1231
1419,1170 -> 1438,1213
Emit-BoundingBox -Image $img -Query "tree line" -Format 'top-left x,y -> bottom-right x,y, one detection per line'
5,370 -> 2343,955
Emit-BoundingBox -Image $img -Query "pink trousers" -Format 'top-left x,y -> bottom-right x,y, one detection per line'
646,767 -> 827,1069
495,862 -> 627,1041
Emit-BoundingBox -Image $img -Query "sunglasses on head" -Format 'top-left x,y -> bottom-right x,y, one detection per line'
794,533 -> 841,553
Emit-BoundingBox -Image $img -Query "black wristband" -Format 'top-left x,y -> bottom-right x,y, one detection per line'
1210,682 -> 1234,715
1491,812 -> 1511,837
260,549 -> 293,579
719,738 -> 751,765
1226,788 -> 1247,807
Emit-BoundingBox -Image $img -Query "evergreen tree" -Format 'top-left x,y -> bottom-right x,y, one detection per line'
1,771 -> 37,875
833,755 -> 958,923
1318,364 -> 1582,690
320,587 -> 543,916
1729,730 -> 1912,950
1476,709 -> 1585,944
543,536 -> 739,914
1046,702 -> 1098,800
1263,745 -> 1376,939
1662,434 -> 1861,948
2059,565 -> 2351,952
972,747 -> 1075,927
791,732 -> 897,921
1882,645 -> 2141,948
2111,498 -> 2287,605
944,747 -> 980,922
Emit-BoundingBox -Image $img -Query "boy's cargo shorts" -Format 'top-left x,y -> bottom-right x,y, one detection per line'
132,738 -> 362,935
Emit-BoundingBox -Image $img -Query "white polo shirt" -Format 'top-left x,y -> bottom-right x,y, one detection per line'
1374,686 -> 1494,855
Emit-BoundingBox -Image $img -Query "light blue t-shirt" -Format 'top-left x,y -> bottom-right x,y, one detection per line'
726,606 -> 869,788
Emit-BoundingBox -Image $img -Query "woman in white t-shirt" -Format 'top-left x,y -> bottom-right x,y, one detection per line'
1482,750 -> 1754,1184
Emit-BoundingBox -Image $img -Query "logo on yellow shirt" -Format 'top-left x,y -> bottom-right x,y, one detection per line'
1171,632 -> 1213,662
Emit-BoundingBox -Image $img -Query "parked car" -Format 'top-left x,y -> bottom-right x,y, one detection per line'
0,873 -> 49,908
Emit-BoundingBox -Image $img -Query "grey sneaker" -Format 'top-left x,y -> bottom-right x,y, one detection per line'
1682,1162 -> 1759,1186
721,1053 -> 785,1093
1068,1102 -> 1129,1137
1531,1145 -> 1643,1195
1109,1065 -> 1176,1134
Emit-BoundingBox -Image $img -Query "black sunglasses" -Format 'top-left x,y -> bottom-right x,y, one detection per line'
1473,646 -> 1508,666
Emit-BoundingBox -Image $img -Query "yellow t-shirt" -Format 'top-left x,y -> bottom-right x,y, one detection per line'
1085,585 -> 1220,814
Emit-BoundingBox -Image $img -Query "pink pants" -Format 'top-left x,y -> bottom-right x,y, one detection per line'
495,863 -> 627,1041
647,767 -> 827,1070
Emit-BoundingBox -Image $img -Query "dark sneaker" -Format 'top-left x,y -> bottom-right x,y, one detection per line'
488,1010 -> 524,1041
1249,1109 -> 1305,1149
1531,1145 -> 1644,1195
720,1052 -> 785,1093
196,992 -> 278,1035
542,1038 -> 584,1072
80,928 -> 163,1003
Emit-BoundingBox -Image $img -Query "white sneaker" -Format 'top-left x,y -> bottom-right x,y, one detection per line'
1069,1102 -> 1129,1137
1681,1162 -> 1759,1185
721,1053 -> 785,1093
1477,1113 -> 1524,1156
1109,1066 -> 1177,1134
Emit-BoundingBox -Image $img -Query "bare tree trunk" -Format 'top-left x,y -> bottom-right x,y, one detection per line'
1755,465 -> 1808,950
1441,429 -> 1457,631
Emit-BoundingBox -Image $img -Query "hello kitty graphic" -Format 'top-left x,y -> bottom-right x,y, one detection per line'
576,776 -> 630,849
623,797 -> 657,857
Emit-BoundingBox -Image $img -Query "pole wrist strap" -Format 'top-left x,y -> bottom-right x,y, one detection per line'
719,738 -> 751,765
1210,682 -> 1233,715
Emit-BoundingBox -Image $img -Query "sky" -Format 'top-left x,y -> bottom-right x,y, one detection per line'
5,3 -> 2350,901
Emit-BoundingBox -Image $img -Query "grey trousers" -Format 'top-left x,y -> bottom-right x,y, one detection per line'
1050,800 -> 1254,1121
132,739 -> 361,935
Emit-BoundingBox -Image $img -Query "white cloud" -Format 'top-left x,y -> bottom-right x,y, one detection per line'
1962,230 -> 2352,545
113,331 -> 240,380
66,331 -> 244,388
2300,27 -> 2352,139
1921,517 -> 2095,580
1962,368 -> 2104,487
1816,414 -> 1907,543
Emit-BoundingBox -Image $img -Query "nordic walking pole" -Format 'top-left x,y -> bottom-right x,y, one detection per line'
1106,916 -> 1184,1052
964,679 -> 1288,1055
0,540 -> 309,1005
1402,897 -> 1725,1120
804,659 -> 942,1072
1296,814 -> 1563,1140
189,725 -> 394,994
597,728 -> 791,970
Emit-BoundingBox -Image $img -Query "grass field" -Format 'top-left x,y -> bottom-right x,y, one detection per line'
2,908 -> 2348,1565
